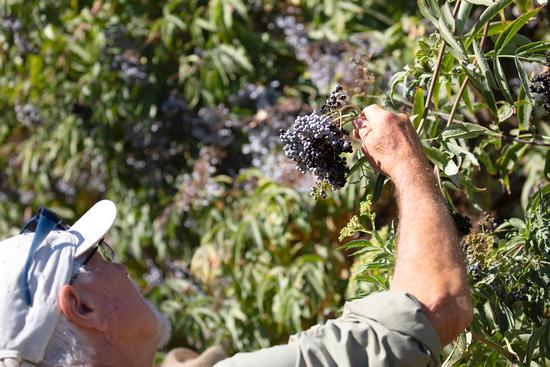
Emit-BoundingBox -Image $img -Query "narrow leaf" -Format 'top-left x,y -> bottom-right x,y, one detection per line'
373,174 -> 385,203
497,103 -> 514,122
417,0 -> 439,26
438,18 -> 466,62
441,2 -> 456,32
514,57 -> 534,103
412,87 -> 425,128
456,2 -> 473,35
473,39 -> 497,89
463,0 -> 493,5
441,123 -> 499,140
515,86 -> 533,129
463,64 -> 498,114
495,7 -> 542,54
470,0 -> 514,38
493,57 -> 514,103
347,156 -> 370,178
517,40 -> 550,56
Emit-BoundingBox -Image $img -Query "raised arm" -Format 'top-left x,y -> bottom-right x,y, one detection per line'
353,105 -> 473,346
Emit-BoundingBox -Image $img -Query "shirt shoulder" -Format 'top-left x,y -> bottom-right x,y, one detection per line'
215,291 -> 441,367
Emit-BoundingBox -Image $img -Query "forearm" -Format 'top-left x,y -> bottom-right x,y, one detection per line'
352,105 -> 472,344
389,160 -> 472,345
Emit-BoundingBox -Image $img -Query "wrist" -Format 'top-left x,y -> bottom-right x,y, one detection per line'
391,158 -> 439,196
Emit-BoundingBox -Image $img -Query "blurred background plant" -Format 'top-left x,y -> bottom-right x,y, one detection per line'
0,0 -> 548,364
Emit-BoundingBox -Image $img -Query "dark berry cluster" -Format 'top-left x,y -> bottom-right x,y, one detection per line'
274,15 -> 376,92
452,212 -> 472,236
320,85 -> 347,114
280,112 -> 352,197
531,71 -> 550,115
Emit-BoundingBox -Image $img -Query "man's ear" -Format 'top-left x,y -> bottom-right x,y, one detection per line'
58,284 -> 107,332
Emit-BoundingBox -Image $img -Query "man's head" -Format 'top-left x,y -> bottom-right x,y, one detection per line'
0,201 -> 170,367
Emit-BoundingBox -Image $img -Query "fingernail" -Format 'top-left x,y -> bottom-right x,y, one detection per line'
352,118 -> 363,130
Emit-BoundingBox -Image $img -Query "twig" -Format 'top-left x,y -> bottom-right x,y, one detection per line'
502,135 -> 550,147
399,96 -> 550,146
470,332 -> 521,365
417,0 -> 463,134
447,21 -> 491,127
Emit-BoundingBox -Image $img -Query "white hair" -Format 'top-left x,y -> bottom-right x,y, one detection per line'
0,314 -> 92,367
40,313 -> 93,367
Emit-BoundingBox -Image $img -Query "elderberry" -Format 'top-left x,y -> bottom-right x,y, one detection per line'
531,71 -> 550,115
280,111 -> 352,196
319,85 -> 347,114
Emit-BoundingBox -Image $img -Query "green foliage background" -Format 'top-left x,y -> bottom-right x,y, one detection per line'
0,0 -> 548,365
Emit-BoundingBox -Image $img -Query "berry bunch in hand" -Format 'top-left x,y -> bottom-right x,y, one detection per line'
280,85 -> 357,198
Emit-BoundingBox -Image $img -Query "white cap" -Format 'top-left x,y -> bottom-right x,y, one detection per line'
0,200 -> 117,366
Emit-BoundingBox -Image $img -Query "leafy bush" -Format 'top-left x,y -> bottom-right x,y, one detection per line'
0,0 -> 549,365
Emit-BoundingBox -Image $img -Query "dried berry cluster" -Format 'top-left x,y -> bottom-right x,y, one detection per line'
530,52 -> 550,114
280,90 -> 353,197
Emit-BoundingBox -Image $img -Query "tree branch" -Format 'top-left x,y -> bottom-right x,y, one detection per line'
447,21 -> 491,127
417,0 -> 462,134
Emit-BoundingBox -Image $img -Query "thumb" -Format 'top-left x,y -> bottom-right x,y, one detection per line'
352,117 -> 371,140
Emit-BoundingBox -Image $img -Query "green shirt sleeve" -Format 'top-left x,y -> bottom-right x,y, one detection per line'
214,291 -> 441,367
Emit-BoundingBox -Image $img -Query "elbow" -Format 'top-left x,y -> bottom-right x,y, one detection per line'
422,284 -> 473,346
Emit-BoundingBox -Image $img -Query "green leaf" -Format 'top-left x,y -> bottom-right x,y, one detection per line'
441,123 -> 499,140
493,58 -> 514,103
527,322 -> 549,365
463,0 -> 494,5
494,7 -> 542,55
423,146 -> 450,170
163,8 -> 186,31
463,63 -> 498,115
469,0 -> 514,38
441,2 -> 456,32
487,21 -> 512,37
347,156 -> 370,178
514,57 -> 535,104
444,159 -> 459,176
456,2 -> 473,35
438,18 -> 467,62
388,70 -> 408,103
336,1 -> 363,12
497,103 -> 514,122
473,39 -> 498,90
517,40 -> 550,56
373,174 -> 385,203
412,87 -> 425,128
417,0 -> 439,26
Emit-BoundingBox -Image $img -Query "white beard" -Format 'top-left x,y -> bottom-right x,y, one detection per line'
130,279 -> 172,349
144,300 -> 172,349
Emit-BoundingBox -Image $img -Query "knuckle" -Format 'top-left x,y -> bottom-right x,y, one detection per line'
397,113 -> 409,121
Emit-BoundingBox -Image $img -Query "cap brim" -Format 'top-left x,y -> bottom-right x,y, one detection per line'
69,200 -> 117,258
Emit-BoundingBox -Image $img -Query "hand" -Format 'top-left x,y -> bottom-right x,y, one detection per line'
352,104 -> 428,178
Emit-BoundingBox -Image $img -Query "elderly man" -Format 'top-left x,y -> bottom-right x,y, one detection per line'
0,105 -> 472,367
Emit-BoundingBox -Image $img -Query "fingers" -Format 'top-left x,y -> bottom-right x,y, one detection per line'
361,104 -> 396,126
354,105 -> 411,141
